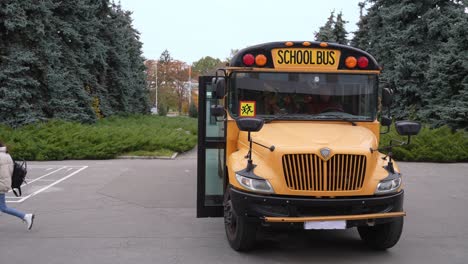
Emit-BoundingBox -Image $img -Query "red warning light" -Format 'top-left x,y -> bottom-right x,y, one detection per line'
358,57 -> 369,69
243,54 -> 255,66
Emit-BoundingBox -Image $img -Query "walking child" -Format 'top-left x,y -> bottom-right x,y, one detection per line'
0,142 -> 34,230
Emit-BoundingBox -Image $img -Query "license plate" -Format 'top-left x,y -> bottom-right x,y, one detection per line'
304,220 -> 346,230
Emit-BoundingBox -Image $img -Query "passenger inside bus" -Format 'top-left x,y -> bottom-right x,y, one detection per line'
313,87 -> 344,113
263,92 -> 280,114
301,94 -> 316,114
263,93 -> 300,115
282,94 -> 299,114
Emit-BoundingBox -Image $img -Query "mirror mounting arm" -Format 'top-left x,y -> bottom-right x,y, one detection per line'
370,135 -> 413,174
380,126 -> 390,135
252,140 -> 275,152
384,151 -> 395,173
244,131 -> 255,172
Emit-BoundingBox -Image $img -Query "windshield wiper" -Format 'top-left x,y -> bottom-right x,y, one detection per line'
315,114 -> 357,126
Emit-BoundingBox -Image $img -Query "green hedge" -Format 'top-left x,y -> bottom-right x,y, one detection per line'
380,125 -> 468,162
1,116 -> 466,162
0,115 -> 197,161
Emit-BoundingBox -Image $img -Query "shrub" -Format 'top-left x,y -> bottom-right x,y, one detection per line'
380,125 -> 468,162
0,115 -> 197,160
189,103 -> 198,118
158,103 -> 167,116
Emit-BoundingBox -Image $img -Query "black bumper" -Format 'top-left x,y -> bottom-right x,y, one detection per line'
229,186 -> 404,226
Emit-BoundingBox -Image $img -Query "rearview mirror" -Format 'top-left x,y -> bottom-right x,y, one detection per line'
395,121 -> 421,136
210,105 -> 224,117
236,117 -> 264,132
212,77 -> 226,99
382,88 -> 393,107
381,116 -> 392,127
380,116 -> 393,134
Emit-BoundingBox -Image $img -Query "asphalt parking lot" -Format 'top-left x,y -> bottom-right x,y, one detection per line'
1,149 -> 467,264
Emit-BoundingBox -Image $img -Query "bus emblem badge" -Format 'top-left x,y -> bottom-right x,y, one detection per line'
320,148 -> 331,160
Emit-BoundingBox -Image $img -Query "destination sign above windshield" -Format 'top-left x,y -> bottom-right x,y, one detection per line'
272,48 -> 341,70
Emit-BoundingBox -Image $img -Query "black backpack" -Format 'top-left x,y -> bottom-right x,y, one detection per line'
11,159 -> 27,197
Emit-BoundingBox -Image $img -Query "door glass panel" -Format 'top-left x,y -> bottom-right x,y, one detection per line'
206,84 -> 224,137
197,76 -> 225,217
204,149 -> 224,206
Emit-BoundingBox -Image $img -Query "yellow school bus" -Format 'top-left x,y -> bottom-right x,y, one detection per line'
197,41 -> 421,251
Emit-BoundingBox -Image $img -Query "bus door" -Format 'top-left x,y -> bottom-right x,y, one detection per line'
197,76 -> 225,217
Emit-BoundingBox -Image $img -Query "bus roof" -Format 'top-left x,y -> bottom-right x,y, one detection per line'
230,41 -> 380,72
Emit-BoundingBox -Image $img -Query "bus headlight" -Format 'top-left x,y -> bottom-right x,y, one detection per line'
235,173 -> 274,194
375,176 -> 402,194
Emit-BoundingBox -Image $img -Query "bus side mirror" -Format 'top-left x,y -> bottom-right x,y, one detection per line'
382,88 -> 393,107
380,116 -> 392,134
212,77 -> 226,99
381,116 -> 392,127
395,121 -> 421,136
210,105 -> 225,117
395,120 -> 421,145
236,117 -> 264,132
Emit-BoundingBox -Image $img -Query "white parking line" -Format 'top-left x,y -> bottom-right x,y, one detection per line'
28,165 -> 86,168
22,167 -> 66,186
7,166 -> 88,203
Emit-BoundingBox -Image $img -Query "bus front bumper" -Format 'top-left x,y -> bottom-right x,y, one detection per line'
229,186 -> 405,226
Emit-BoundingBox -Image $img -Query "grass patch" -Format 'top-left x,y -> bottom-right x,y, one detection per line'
380,125 -> 468,162
0,115 -> 197,161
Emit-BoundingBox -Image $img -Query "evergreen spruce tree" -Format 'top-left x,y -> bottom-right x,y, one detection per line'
351,2 -> 370,49
315,11 -> 336,42
315,11 -> 350,44
352,0 -> 467,129
0,0 -> 51,126
333,11 -> 349,45
0,0 -> 149,127
422,0 -> 468,128
41,0 -> 97,123
102,2 -> 149,114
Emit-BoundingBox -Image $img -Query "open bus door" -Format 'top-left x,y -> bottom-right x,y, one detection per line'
197,76 -> 225,217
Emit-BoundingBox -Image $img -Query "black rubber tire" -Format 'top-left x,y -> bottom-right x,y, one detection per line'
358,217 -> 404,250
223,189 -> 257,251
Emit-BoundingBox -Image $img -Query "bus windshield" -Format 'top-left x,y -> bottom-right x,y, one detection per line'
228,72 -> 378,122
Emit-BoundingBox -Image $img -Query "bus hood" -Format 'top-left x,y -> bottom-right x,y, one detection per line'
247,122 -> 378,152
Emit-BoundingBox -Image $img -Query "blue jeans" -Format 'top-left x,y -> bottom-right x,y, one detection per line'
0,193 -> 25,219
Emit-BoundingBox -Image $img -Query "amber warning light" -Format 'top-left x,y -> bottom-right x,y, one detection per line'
243,54 -> 268,67
345,56 -> 357,69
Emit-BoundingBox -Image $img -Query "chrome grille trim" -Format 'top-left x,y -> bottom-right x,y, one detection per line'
282,154 -> 366,191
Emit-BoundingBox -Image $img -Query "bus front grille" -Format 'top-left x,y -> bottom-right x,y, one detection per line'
282,154 -> 367,191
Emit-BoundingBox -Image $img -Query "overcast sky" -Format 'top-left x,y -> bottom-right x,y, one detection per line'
119,0 -> 363,64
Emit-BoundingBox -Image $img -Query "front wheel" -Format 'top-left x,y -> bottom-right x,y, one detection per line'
223,189 -> 257,251
358,217 -> 404,250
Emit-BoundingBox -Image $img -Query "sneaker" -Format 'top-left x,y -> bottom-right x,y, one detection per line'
23,214 -> 35,230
